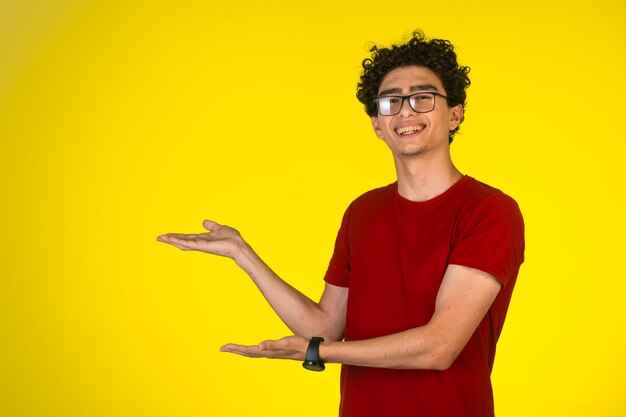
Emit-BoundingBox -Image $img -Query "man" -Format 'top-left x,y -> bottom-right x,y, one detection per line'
158,31 -> 525,417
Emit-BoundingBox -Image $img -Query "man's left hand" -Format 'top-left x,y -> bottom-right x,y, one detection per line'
220,335 -> 309,361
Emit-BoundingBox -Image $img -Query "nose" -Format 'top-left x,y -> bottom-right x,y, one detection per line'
399,97 -> 415,116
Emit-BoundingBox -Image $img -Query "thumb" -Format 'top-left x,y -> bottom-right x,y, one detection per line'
258,340 -> 275,351
203,219 -> 220,231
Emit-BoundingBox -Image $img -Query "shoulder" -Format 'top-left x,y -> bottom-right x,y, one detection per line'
354,182 -> 396,203
460,177 -> 522,218
337,183 -> 397,231
347,182 -> 397,211
449,178 -> 526,282
453,177 -> 525,249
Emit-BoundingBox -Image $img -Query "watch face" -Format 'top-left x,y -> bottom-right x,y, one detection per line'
302,360 -> 325,372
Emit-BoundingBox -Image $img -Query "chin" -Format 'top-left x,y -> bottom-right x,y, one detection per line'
399,146 -> 427,157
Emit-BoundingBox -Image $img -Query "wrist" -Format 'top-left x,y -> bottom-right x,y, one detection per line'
318,340 -> 333,363
232,240 -> 256,268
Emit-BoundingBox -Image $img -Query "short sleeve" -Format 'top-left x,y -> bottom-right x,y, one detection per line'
449,194 -> 525,286
323,204 -> 353,288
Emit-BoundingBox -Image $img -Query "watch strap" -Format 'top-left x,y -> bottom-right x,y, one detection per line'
302,336 -> 325,371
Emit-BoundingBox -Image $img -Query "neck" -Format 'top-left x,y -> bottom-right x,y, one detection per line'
393,152 -> 462,202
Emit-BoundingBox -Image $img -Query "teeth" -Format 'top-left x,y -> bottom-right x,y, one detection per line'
396,125 -> 424,135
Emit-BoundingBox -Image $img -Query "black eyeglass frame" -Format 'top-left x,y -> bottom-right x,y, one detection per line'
374,92 -> 448,116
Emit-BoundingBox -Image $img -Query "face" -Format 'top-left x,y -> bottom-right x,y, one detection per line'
371,66 -> 463,158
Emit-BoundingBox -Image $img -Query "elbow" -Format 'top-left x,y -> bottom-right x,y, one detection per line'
412,325 -> 466,370
428,353 -> 456,371
419,343 -> 461,371
296,329 -> 343,343
320,329 -> 344,343
299,322 -> 344,343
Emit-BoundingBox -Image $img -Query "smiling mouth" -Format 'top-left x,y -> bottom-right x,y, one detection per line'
395,125 -> 425,135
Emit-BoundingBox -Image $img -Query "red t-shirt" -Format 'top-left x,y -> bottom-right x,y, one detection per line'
324,176 -> 525,417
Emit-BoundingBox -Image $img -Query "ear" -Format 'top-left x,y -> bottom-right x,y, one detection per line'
448,104 -> 463,131
371,116 -> 385,139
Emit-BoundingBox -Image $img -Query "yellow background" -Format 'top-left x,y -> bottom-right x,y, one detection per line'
1,0 -> 625,416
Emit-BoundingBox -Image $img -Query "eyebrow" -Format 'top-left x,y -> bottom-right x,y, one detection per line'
378,84 -> 440,97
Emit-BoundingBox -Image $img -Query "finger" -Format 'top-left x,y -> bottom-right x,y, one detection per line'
221,345 -> 294,360
220,343 -> 262,352
157,234 -> 183,245
220,343 -> 285,355
161,232 -> 209,239
220,343 -> 265,357
158,240 -> 194,251
157,234 -> 205,251
258,339 -> 286,351
246,339 -> 295,355
260,342 -> 304,360
203,220 -> 242,240
203,219 -> 221,232
158,233 -> 212,244
157,233 -> 186,242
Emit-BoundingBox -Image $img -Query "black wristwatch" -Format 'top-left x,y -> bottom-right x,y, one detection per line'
302,336 -> 325,371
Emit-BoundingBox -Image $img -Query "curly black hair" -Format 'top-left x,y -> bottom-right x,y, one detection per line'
356,31 -> 471,143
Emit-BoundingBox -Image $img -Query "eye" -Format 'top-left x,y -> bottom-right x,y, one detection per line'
412,94 -> 431,101
378,97 -> 402,106
376,96 -> 403,115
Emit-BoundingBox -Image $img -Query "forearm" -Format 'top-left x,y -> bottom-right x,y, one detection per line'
233,242 -> 339,340
319,326 -> 457,371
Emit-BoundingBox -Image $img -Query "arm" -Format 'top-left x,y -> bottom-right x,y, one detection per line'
320,264 -> 500,369
221,264 -> 501,371
157,220 -> 347,341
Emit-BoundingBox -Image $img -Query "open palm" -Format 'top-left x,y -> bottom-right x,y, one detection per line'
157,220 -> 245,259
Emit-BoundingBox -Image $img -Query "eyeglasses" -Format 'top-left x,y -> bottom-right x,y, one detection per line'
374,92 -> 448,116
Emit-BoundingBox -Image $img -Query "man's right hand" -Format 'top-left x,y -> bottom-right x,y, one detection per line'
157,219 -> 248,262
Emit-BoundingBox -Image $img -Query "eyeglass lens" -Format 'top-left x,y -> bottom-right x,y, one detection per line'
377,93 -> 436,115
